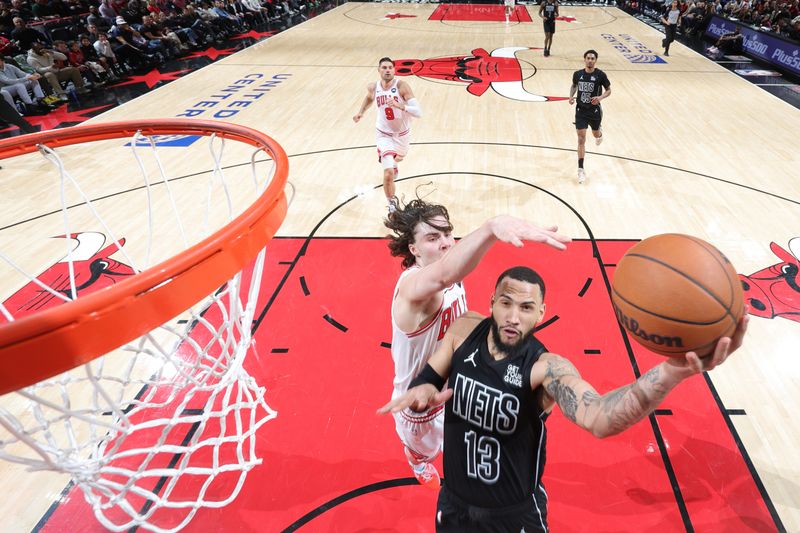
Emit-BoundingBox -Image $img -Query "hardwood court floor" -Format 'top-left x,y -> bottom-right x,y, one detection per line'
1,3 -> 798,531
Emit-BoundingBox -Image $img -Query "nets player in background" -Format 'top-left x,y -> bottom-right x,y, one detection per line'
538,0 -> 559,56
384,200 -> 570,489
569,49 -> 611,184
381,266 -> 749,532
353,57 -> 422,214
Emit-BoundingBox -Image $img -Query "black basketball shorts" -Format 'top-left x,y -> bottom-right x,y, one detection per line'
575,110 -> 602,131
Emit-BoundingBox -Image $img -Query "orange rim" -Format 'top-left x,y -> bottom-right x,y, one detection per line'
0,119 -> 289,395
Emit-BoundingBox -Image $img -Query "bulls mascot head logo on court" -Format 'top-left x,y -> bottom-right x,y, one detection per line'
1,232 -> 135,323
393,47 -> 567,102
739,238 -> 800,323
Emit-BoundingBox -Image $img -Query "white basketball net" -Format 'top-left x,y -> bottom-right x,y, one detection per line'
0,129 -> 284,532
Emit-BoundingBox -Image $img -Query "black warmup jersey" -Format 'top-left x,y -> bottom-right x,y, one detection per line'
572,68 -> 610,116
443,318 -> 549,513
541,1 -> 557,21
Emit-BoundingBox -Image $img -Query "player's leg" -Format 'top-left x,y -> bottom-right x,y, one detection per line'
576,129 -> 587,160
376,134 -> 401,212
543,19 -> 553,55
592,115 -> 603,146
385,134 -> 410,212
381,157 -> 398,211
664,25 -> 673,55
542,27 -> 549,55
575,118 -> 588,183
394,408 -> 443,489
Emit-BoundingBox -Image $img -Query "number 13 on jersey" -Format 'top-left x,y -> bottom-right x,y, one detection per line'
464,430 -> 501,484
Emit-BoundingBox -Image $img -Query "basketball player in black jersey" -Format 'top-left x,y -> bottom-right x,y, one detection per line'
538,0 -> 559,56
569,50 -> 611,184
380,266 -> 748,532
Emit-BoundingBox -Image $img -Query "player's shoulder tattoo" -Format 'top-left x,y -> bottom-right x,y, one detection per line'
542,353 -> 580,380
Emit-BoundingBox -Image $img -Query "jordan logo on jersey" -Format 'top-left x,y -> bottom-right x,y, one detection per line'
503,364 -> 523,388
464,349 -> 478,367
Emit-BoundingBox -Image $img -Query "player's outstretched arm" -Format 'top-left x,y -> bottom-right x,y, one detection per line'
377,383 -> 453,414
400,216 -> 570,304
353,82 -> 375,123
540,314 -> 748,438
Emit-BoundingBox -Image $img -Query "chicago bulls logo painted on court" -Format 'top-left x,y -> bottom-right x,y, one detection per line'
739,238 -> 800,323
393,47 -> 568,102
1,232 -> 135,323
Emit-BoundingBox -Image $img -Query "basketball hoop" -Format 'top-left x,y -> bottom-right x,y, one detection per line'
0,120 -> 289,532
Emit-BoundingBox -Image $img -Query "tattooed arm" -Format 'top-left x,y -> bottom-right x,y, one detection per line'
538,356 -> 680,437
537,314 -> 749,438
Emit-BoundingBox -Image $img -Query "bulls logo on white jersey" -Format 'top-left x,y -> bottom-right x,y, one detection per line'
390,268 -> 467,395
375,78 -> 412,135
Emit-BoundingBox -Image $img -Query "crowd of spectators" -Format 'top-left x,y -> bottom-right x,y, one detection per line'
624,0 -> 800,43
0,0 -> 318,120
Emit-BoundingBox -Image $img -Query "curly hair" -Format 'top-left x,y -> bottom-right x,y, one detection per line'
384,198 -> 453,269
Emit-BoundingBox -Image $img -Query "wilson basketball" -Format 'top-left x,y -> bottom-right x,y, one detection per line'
611,234 -> 744,357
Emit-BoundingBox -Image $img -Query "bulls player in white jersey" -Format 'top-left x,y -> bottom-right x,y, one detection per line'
353,57 -> 422,214
383,198 -> 571,489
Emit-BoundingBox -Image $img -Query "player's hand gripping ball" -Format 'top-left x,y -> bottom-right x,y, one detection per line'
611,234 -> 744,357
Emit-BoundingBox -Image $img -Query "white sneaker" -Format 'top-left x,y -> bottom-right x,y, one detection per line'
577,168 -> 586,184
595,130 -> 603,146
387,196 -> 399,214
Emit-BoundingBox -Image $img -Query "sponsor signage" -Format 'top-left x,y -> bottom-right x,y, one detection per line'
705,16 -> 800,76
